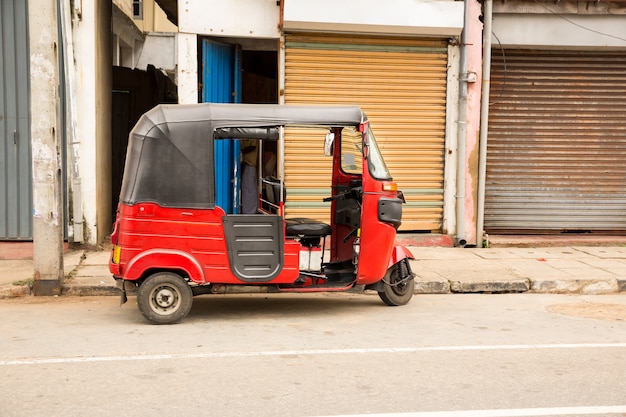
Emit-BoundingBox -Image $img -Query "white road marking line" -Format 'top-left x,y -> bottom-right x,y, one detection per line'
314,405 -> 626,417
1,342 -> 625,366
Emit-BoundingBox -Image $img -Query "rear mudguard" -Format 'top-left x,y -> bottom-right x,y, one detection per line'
122,249 -> 205,283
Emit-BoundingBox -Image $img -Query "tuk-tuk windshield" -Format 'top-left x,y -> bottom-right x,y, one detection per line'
340,126 -> 391,180
340,127 -> 363,174
365,127 -> 392,180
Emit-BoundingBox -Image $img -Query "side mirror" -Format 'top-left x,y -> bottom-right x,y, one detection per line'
324,132 -> 335,156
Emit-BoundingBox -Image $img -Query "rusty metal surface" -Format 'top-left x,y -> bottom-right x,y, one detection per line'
485,49 -> 626,232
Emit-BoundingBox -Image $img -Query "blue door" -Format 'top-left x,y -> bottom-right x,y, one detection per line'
201,40 -> 242,213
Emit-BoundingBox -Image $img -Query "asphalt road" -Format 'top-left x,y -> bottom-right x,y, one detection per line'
1,293 -> 626,417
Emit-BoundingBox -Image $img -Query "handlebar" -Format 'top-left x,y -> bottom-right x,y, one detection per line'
323,187 -> 363,202
323,195 -> 340,202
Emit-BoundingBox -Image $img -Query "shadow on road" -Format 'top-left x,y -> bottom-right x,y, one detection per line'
184,292 -> 387,322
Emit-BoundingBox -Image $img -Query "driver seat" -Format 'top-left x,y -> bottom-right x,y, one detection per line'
285,217 -> 332,247
262,177 -> 331,247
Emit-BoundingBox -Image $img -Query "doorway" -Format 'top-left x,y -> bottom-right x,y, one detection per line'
111,66 -> 177,224
199,37 -> 278,214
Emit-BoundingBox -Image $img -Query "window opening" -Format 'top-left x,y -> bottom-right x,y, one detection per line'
133,0 -> 143,19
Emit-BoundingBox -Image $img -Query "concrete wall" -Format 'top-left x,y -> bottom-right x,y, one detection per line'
463,0 -> 486,246
492,14 -> 626,48
443,45 -> 460,240
177,33 -> 198,104
112,5 -> 144,68
72,3 -> 98,244
70,0 -> 112,245
133,0 -> 177,33
283,0 -> 463,36
112,0 -> 132,17
440,0 -> 484,246
179,0 -> 281,38
136,33 -> 176,72
492,0 -> 626,50
96,0 -> 113,243
29,0 -> 64,292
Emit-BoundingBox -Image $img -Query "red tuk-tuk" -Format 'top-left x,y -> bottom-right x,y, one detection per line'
110,103 -> 415,324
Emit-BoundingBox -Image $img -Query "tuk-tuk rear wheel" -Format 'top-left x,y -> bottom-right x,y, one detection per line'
378,261 -> 415,306
137,272 -> 193,324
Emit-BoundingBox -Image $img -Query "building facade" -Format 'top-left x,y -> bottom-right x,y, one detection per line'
3,1 -> 626,288
173,0 -> 483,244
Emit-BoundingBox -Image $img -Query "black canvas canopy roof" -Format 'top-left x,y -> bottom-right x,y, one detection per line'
120,103 -> 368,208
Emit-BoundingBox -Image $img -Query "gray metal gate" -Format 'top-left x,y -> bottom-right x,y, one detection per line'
0,1 -> 31,239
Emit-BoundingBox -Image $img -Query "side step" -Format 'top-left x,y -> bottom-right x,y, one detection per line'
277,281 -> 356,292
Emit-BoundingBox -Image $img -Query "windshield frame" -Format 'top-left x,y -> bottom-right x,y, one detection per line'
364,126 -> 392,180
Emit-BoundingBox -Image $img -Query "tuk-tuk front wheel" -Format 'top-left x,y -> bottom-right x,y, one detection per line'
378,260 -> 415,306
137,272 -> 193,324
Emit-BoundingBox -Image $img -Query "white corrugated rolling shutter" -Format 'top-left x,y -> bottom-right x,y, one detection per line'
486,49 -> 626,233
283,33 -> 448,231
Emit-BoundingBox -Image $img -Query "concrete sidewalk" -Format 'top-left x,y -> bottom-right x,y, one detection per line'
1,245 -> 626,299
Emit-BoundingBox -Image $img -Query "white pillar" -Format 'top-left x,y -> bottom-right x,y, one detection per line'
177,33 -> 199,104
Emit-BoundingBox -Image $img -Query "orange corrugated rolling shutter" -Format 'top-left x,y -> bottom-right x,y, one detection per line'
283,33 -> 448,231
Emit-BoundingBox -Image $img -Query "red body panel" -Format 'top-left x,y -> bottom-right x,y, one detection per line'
389,245 -> 415,266
355,176 -> 401,285
110,203 -> 300,284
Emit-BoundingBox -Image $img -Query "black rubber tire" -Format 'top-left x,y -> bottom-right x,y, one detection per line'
378,261 -> 415,306
137,272 -> 193,324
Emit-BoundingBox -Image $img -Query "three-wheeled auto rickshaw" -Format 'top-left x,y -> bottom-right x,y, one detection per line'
110,103 -> 415,324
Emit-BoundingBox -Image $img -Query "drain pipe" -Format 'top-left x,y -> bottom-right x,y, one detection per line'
455,0 -> 470,247
476,0 -> 493,248
59,0 -> 83,242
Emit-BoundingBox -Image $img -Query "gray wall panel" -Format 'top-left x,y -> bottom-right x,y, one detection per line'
1,0 -> 31,239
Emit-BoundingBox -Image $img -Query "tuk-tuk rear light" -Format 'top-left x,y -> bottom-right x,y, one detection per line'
112,245 -> 122,264
382,182 -> 397,192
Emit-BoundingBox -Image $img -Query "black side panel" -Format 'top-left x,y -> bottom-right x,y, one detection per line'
222,215 -> 284,282
378,198 -> 402,229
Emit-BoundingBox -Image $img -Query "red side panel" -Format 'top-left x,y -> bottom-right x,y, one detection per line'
355,155 -> 400,285
356,194 -> 396,285
112,203 -> 299,284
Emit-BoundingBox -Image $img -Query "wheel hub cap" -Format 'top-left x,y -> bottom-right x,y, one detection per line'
153,286 -> 178,310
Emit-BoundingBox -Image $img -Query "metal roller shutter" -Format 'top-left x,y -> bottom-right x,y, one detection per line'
1,0 -> 32,239
283,33 -> 448,231
486,49 -> 626,233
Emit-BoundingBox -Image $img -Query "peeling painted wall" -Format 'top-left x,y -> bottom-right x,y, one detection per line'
29,0 -> 64,290
71,0 -> 112,245
463,0 -> 485,246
